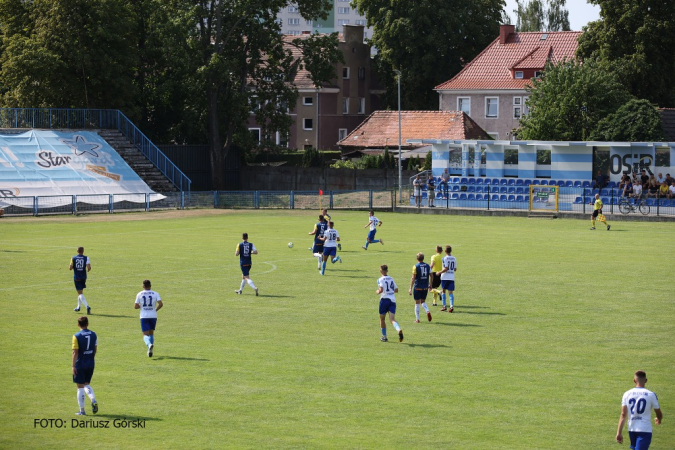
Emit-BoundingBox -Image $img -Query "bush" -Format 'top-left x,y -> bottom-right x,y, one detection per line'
302,147 -> 323,168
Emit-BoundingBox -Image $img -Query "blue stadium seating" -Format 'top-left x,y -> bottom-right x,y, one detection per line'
467,194 -> 475,200
516,187 -> 525,194
507,195 -> 516,202
492,178 -> 500,185
574,181 -> 582,188
516,179 -> 524,186
646,198 -> 656,206
467,186 -> 475,192
499,186 -> 508,193
600,189 -> 609,196
475,194 -> 484,201
659,199 -> 669,207
459,193 -> 467,200
536,180 -> 547,185
452,177 -> 460,183
508,187 -> 516,194
573,197 -> 583,204
468,178 -> 475,184
565,180 -> 574,187
500,179 -> 508,186
451,193 -> 459,200
515,195 -> 524,202
460,178 -> 468,185
601,197 -> 610,205
557,180 -> 566,186
476,178 -> 484,185
582,181 -> 591,188
452,185 -> 460,192
549,179 -> 557,185
491,194 -> 500,201
608,181 -> 617,188
475,186 -> 483,193
500,194 -> 508,201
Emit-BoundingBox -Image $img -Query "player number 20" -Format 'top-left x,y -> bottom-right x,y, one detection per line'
628,398 -> 647,415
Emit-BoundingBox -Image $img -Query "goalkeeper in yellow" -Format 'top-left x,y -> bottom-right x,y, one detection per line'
590,193 -> 610,231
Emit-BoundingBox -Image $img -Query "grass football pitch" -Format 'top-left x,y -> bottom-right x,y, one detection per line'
0,209 -> 673,449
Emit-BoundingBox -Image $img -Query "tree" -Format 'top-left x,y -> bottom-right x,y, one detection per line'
353,0 -> 502,110
589,99 -> 665,142
576,0 -> 675,106
423,150 -> 432,171
512,0 -> 570,31
516,59 -> 632,140
0,0 -> 138,110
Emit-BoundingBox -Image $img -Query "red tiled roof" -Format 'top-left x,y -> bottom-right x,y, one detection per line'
435,31 -> 581,91
338,111 -> 493,149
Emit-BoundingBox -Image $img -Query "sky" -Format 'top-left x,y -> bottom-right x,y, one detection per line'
503,0 -> 601,31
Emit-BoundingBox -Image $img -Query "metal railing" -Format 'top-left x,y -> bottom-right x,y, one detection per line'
0,108 -> 191,192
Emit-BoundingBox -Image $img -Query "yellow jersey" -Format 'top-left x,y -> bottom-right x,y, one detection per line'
430,253 -> 443,272
594,199 -> 603,211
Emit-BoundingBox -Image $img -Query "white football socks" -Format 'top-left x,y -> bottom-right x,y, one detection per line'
84,385 -> 96,402
77,388 -> 86,409
246,279 -> 256,290
414,304 -> 420,320
422,302 -> 430,313
78,294 -> 89,309
239,280 -> 246,291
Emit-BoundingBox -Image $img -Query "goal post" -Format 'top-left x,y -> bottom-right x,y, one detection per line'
529,185 -> 559,212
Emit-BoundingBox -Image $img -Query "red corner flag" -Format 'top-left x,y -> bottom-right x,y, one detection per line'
319,190 -> 323,196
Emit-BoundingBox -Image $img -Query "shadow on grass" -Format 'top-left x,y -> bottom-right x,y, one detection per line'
457,311 -> 506,316
154,356 -> 210,362
94,414 -> 162,421
433,322 -> 481,327
90,314 -> 134,319
457,305 -> 491,309
403,343 -> 451,349
259,294 -> 294,298
1,250 -> 26,253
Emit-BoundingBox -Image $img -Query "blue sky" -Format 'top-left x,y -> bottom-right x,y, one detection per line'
503,0 -> 601,31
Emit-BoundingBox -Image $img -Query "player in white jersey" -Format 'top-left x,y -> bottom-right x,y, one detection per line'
436,245 -> 457,312
134,279 -> 163,357
319,221 -> 341,275
376,264 -> 403,342
362,210 -> 384,250
616,370 -> 663,449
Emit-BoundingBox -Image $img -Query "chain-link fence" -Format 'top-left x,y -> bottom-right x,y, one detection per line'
0,190 -> 394,217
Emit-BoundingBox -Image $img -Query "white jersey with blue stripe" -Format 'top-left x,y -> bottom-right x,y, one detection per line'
369,216 -> 379,231
378,275 -> 397,302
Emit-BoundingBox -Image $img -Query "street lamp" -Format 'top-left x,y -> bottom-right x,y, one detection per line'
394,69 -> 402,203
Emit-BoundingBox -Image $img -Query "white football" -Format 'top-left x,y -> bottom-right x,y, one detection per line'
288,242 -> 294,248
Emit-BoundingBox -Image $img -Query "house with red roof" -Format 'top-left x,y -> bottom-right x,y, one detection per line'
434,25 -> 581,140
338,110 -> 492,156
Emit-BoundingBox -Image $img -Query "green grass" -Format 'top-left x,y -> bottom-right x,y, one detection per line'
0,210 -> 673,449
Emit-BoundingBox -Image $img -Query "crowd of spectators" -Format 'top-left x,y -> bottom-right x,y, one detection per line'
617,170 -> 675,200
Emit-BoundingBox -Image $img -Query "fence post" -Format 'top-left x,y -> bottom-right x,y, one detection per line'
72,195 -> 77,215
33,196 -> 38,216
290,191 -> 294,209
180,192 -> 185,210
330,191 -> 334,209
146,193 -> 150,212
369,190 -> 373,209
487,185 -> 490,211
109,195 -> 113,213
255,191 -> 260,209
213,191 -> 218,208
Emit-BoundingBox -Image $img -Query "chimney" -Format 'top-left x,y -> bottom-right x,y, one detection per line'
499,24 -> 515,44
343,24 -> 364,44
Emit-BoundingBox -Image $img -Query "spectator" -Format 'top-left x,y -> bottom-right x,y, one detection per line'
413,174 -> 422,207
640,170 -> 649,190
658,181 -> 669,198
440,169 -> 450,198
669,181 -> 675,199
618,174 -> 629,190
665,174 -> 673,186
622,179 -> 633,197
632,182 -> 643,199
656,172 -> 665,183
594,170 -> 608,190
647,178 -> 659,198
427,175 -> 436,207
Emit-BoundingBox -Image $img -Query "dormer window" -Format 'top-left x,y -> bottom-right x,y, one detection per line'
515,71 -> 524,79
534,71 -> 543,78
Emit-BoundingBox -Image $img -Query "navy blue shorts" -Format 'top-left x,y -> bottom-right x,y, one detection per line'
413,288 -> 428,301
379,298 -> 396,315
74,280 -> 87,291
73,367 -> 94,384
628,431 -> 652,450
367,229 -> 377,241
141,318 -> 157,332
441,280 -> 455,291
312,243 -> 324,254
323,247 -> 337,257
240,263 -> 251,277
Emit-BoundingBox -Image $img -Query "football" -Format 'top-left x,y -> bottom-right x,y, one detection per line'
288,242 -> 293,248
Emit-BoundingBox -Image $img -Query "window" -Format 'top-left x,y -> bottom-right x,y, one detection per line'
337,7 -> 350,13
355,19 -> 367,26
338,0 -> 349,2
358,97 -> 365,114
288,18 -> 300,25
249,128 -> 261,143
515,71 -> 524,79
249,95 -> 260,114
504,148 -> 518,164
358,67 -> 366,80
487,132 -> 499,140
457,97 -> 471,115
276,131 -> 289,148
534,71 -> 543,78
303,118 -> 313,130
303,96 -> 314,106
513,97 -> 522,119
485,97 -> 498,118
342,98 -> 349,114
288,6 -> 298,12
342,67 -> 350,79
288,30 -> 301,36
337,19 -> 350,26
306,20 -> 312,25
537,149 -> 551,165
338,129 -> 348,141
523,96 -> 530,115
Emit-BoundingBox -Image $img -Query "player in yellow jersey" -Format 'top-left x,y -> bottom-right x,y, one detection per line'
590,193 -> 610,231
428,246 -> 443,306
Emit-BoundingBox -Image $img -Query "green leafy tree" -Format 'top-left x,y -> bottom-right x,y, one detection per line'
423,150 -> 432,170
589,99 -> 665,142
302,147 -> 323,167
353,0 -> 502,110
576,0 -> 675,106
512,0 -> 570,31
0,0 -> 138,110
516,59 -> 632,140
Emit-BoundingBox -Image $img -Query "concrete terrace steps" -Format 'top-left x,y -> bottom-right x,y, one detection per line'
97,130 -> 176,192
